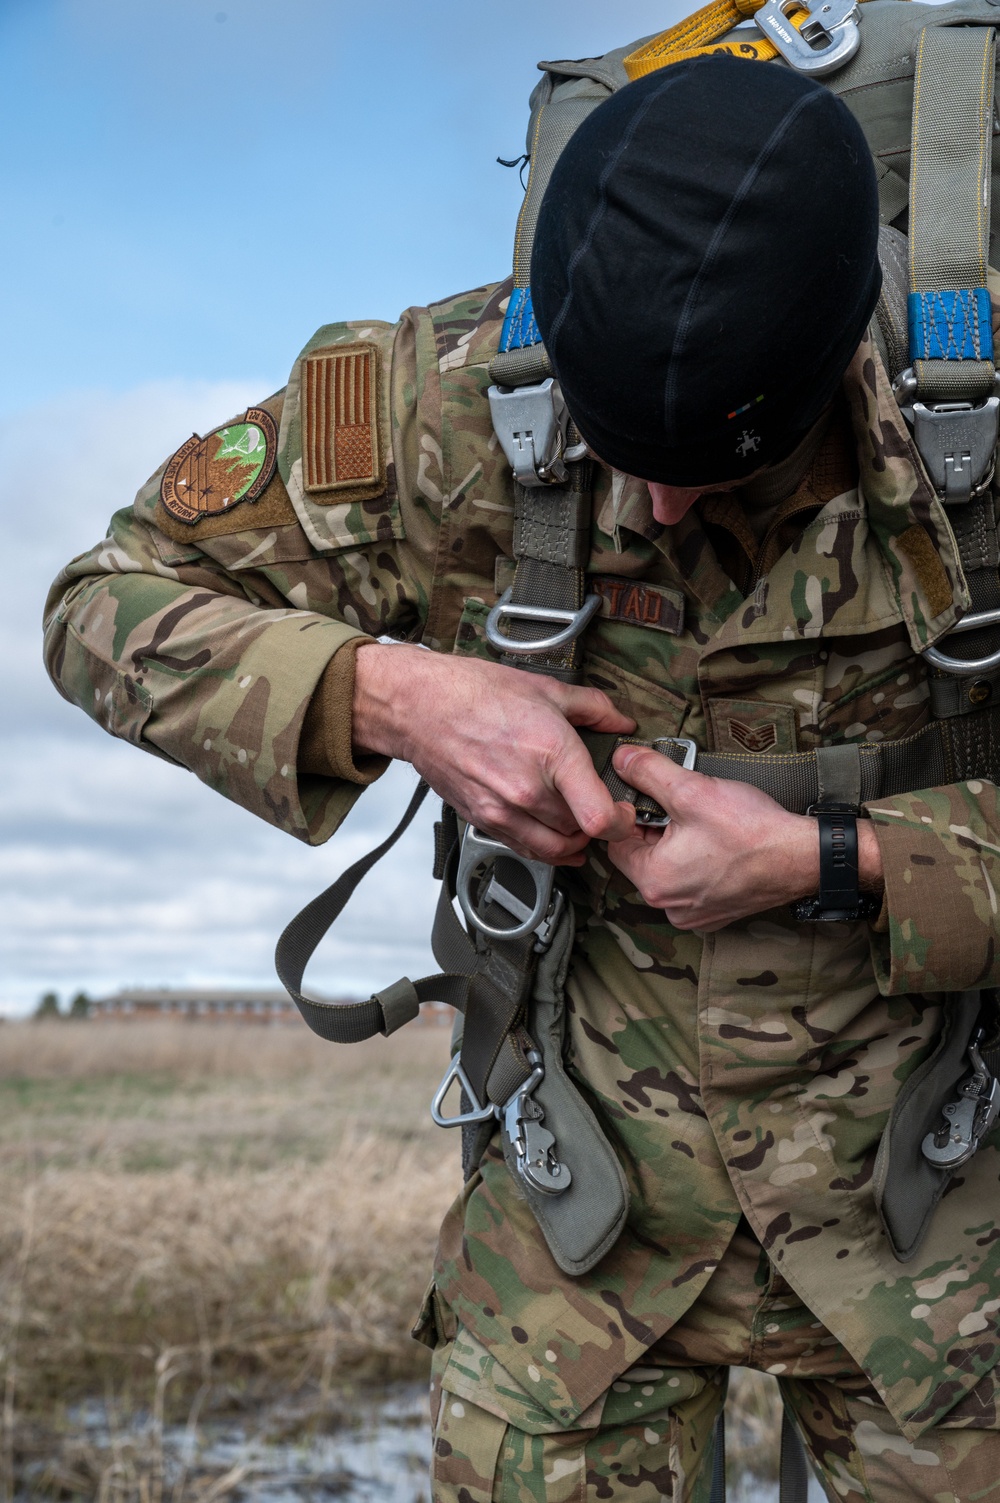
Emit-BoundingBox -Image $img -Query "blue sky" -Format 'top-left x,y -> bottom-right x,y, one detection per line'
1,0 -> 683,1015
2,0 -> 682,413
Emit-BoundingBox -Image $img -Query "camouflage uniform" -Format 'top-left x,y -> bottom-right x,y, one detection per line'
44,279 -> 1000,1498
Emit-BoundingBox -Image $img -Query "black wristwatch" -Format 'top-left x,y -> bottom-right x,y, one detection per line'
791,802 -> 881,923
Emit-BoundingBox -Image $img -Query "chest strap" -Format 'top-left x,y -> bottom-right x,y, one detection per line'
596,709 -> 1000,821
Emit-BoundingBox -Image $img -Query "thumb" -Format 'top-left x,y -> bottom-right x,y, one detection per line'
613,745 -> 690,812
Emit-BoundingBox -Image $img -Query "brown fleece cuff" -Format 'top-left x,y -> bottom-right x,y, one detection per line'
299,638 -> 389,785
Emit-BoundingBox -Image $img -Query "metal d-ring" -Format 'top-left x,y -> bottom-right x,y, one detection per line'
430,1055 -> 497,1129
456,827 -> 554,943
485,588 -> 602,657
923,608 -> 1000,676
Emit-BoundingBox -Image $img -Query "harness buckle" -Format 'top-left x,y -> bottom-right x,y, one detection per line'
485,588 -> 603,657
893,369 -> 1000,673
912,398 -> 1000,505
502,1051 -> 572,1196
894,368 -> 1000,504
457,827 -> 557,944
754,0 -> 861,76
430,1054 -> 498,1129
483,876 -> 565,954
488,378 -> 572,488
922,1031 -> 1000,1169
632,737 -> 698,827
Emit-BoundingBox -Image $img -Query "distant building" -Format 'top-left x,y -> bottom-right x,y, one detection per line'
87,987 -> 454,1027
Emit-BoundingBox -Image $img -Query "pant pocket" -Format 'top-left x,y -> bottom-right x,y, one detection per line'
431,1388 -> 507,1503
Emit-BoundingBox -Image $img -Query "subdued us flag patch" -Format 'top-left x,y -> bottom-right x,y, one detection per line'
302,342 -> 384,500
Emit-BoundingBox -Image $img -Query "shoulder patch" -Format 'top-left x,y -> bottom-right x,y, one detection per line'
161,407 -> 278,525
302,342 -> 383,500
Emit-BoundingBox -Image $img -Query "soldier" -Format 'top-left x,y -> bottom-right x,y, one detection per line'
45,50 -> 1000,1503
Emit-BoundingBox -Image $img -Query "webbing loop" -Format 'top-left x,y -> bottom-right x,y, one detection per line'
622,0 -> 874,78
274,779 -> 472,1043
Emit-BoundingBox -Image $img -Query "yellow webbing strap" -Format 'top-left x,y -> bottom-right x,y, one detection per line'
623,0 -> 877,79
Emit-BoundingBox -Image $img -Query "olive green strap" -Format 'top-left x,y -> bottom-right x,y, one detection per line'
594,706 -> 1000,817
275,780 -> 471,1043
909,25 -> 997,401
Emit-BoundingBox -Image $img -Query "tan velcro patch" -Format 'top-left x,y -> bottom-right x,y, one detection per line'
302,343 -> 383,498
895,524 -> 954,621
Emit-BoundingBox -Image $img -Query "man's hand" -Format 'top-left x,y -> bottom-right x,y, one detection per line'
352,644 -> 636,864
606,744 -> 884,931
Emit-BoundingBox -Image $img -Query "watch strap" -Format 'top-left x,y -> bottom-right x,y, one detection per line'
792,802 -> 880,923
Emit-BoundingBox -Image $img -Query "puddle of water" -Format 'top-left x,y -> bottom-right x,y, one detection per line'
181,1387 -> 432,1502
728,1476 -> 827,1503
54,1385 -> 432,1503
49,1386 -> 826,1502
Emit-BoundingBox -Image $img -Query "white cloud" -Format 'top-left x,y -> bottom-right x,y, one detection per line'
1,383 -> 439,1016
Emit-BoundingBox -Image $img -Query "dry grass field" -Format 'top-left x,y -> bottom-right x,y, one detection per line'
0,1019 -> 786,1500
0,1019 -> 458,1497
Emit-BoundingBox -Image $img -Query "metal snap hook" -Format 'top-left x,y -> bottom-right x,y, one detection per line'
754,0 -> 861,75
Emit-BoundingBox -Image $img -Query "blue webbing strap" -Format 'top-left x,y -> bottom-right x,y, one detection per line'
499,285 -> 542,354
907,288 -> 994,363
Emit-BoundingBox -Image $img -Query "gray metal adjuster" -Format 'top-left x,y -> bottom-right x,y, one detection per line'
754,0 -> 860,76
893,369 -> 1000,672
894,369 -> 1000,505
485,588 -> 603,657
502,1050 -> 572,1196
922,1030 -> 1000,1169
457,827 -> 556,943
482,876 -> 565,953
488,378 -> 573,488
634,738 -> 698,827
912,399 -> 1000,505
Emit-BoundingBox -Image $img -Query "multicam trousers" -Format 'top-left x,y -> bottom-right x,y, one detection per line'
429,1220 -> 1000,1502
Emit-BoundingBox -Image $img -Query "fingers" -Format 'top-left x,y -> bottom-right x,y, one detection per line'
555,683 -> 636,736
471,807 -> 590,867
607,824 -> 664,880
612,744 -> 701,816
486,674 -> 637,844
472,779 -> 634,864
405,661 -> 639,861
551,734 -> 636,843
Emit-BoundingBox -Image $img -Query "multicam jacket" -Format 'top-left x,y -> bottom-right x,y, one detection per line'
44,278 -> 1000,1441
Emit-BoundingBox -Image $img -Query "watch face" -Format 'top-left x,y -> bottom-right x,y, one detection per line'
160,406 -> 278,524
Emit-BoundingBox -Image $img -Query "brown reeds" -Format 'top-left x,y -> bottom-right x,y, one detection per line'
0,1022 -> 456,1495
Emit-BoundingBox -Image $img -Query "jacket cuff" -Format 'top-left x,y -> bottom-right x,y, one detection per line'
300,638 -> 390,785
864,782 -> 1000,992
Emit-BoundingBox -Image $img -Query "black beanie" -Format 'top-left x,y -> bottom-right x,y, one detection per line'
530,57 -> 881,486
